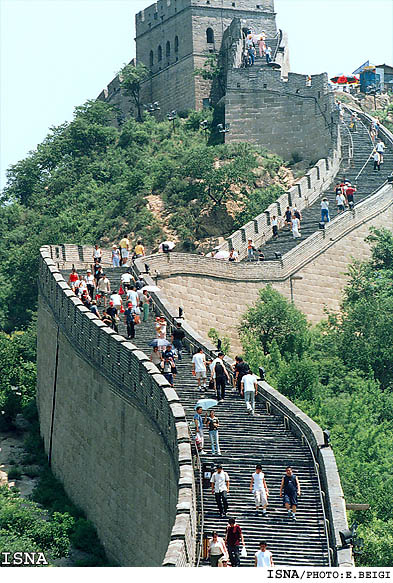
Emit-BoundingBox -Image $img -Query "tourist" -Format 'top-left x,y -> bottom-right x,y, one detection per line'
373,150 -> 381,172
97,272 -> 111,307
211,464 -> 230,518
336,190 -> 346,214
321,198 -> 330,223
208,532 -> 228,567
240,367 -> 258,415
149,345 -> 162,367
248,44 -> 256,66
110,291 -> 123,312
257,34 -> 266,58
211,352 -> 230,402
142,290 -> 151,322
93,261 -> 103,286
135,275 -> 145,291
192,347 -> 207,391
218,557 -> 231,567
346,183 -> 356,209
68,267 -> 79,292
162,352 -> 175,387
107,300 -> 119,333
134,240 -> 145,258
349,112 -> 358,131
265,45 -> 272,63
228,249 -> 238,262
155,316 -> 167,341
284,206 -> 292,228
121,270 -> 134,292
225,517 -> 244,567
101,310 -> 113,327
280,466 -> 301,521
205,409 -> 221,456
124,302 -> 136,339
112,245 -> 121,268
293,206 -> 302,225
258,249 -> 265,261
233,356 -> 248,395
376,139 -> 385,163
90,300 -> 100,319
93,244 -> 102,263
247,239 -> 255,261
119,235 -> 130,265
271,215 -> 279,239
80,289 -> 91,309
85,268 -> 95,299
194,405 -> 206,454
254,541 -> 274,567
250,464 -> 269,516
171,321 -> 185,360
126,285 -> 139,309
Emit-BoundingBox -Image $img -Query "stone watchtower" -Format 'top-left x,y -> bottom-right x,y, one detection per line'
136,0 -> 280,115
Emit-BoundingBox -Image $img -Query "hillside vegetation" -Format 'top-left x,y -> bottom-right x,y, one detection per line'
240,227 -> 393,566
1,100 -> 292,333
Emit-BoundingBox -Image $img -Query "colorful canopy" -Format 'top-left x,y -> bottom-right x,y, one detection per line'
331,75 -> 359,84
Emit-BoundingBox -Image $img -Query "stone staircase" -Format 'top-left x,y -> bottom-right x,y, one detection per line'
246,36 -> 280,70
246,112 -> 393,261
77,267 -> 330,567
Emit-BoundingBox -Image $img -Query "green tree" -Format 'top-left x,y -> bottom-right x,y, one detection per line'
119,63 -> 149,122
240,285 -> 310,356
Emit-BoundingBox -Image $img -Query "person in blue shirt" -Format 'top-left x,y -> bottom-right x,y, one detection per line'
194,406 -> 206,454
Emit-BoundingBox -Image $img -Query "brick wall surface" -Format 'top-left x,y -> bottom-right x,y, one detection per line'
36,250 -> 196,567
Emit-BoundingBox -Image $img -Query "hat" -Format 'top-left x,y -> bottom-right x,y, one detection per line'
86,269 -> 91,272
109,301 -> 114,306
128,302 -> 132,306
216,464 -> 223,469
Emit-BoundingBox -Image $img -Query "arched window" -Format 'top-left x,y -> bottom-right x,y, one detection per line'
149,50 -> 154,67
158,45 -> 162,61
174,36 -> 179,53
166,40 -> 171,57
206,27 -> 214,44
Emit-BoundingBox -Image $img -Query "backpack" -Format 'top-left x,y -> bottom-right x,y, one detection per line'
215,361 -> 225,378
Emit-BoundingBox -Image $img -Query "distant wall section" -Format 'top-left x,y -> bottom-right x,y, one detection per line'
225,69 -> 336,161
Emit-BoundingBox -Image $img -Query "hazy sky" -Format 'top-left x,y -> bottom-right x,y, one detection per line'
1,0 -> 392,189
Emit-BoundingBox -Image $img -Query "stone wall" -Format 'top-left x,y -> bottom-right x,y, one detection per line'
36,248 -> 196,567
225,68 -> 336,161
139,182 -> 393,353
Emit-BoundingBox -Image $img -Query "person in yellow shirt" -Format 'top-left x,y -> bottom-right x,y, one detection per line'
134,240 -> 145,258
119,236 -> 130,265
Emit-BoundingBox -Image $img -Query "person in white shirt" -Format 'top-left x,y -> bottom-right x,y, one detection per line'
208,531 -> 228,568
97,274 -> 111,307
85,269 -> 95,299
192,348 -> 207,390
210,464 -> 230,518
336,192 -> 346,214
250,464 -> 269,516
126,286 -> 139,308
241,369 -> 258,415
121,271 -> 134,292
93,244 -> 102,263
255,541 -> 274,567
110,292 -> 122,311
320,198 -> 330,223
376,140 -> 385,163
271,215 -> 279,239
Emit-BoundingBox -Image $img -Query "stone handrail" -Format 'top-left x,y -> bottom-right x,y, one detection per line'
215,129 -> 342,260
38,246 -> 197,567
130,257 -> 353,567
141,180 -> 392,282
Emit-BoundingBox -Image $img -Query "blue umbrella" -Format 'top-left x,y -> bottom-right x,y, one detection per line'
195,398 -> 218,410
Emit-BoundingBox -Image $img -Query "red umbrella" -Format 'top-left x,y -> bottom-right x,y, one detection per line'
331,75 -> 359,84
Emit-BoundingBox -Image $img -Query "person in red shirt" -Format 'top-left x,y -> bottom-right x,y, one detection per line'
67,268 -> 79,291
346,184 -> 357,209
225,517 -> 245,567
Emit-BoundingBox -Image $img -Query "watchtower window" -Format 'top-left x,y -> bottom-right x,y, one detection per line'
166,40 -> 171,57
206,28 -> 214,44
175,35 -> 179,53
149,50 -> 154,67
158,45 -> 162,61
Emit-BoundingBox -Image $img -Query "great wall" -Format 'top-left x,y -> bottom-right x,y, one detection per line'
35,0 -> 393,569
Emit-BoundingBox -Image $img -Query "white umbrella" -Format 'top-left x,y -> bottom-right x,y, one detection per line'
141,285 -> 161,292
159,241 -> 176,252
214,250 -> 230,260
